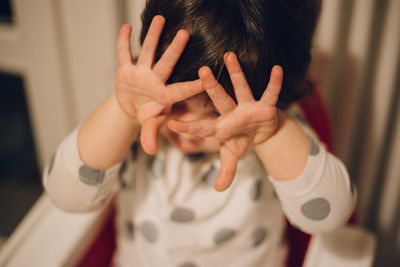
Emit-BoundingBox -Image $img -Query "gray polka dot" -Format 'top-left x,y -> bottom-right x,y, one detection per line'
140,221 -> 158,243
214,228 -> 236,245
252,227 -> 268,247
301,197 -> 331,221
131,141 -> 139,159
127,220 -> 134,240
47,152 -> 56,176
178,262 -> 197,267
309,137 -> 320,156
79,165 -> 105,185
171,207 -> 195,223
250,180 -> 262,201
202,165 -> 218,185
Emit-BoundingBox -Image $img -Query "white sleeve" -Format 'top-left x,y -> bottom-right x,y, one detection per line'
269,123 -> 357,234
42,126 -> 123,213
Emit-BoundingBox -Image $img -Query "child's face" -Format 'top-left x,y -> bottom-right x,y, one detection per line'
160,93 -> 220,154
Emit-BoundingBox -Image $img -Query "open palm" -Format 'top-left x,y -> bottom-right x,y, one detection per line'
115,16 -> 203,154
168,52 -> 283,191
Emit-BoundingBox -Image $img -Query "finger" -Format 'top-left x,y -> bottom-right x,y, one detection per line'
163,79 -> 204,104
117,23 -> 133,67
153,29 -> 190,82
217,120 -> 248,141
224,52 -> 254,103
198,66 -> 236,115
137,15 -> 166,67
140,115 -> 167,155
136,101 -> 165,124
214,148 -> 239,191
167,119 -> 217,138
132,78 -> 202,107
215,107 -> 274,140
260,65 -> 283,106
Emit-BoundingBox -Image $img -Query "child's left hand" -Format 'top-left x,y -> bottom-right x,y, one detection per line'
168,52 -> 283,191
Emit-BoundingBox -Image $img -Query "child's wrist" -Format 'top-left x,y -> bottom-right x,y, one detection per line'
254,110 -> 286,150
112,92 -> 141,129
254,110 -> 287,148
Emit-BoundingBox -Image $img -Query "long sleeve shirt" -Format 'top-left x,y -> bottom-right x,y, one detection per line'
42,106 -> 356,267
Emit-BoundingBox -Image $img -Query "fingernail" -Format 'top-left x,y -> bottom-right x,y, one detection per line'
214,183 -> 227,192
223,52 -> 230,61
154,15 -> 165,24
198,66 -> 209,78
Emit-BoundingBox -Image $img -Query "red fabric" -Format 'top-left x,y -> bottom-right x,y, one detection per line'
298,90 -> 334,153
77,206 -> 116,267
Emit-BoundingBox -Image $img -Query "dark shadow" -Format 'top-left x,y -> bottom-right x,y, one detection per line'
0,71 -> 43,237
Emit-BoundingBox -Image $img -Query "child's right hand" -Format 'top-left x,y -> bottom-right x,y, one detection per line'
115,16 -> 203,154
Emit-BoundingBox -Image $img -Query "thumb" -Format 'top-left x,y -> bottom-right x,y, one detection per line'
214,147 -> 239,192
140,115 -> 167,154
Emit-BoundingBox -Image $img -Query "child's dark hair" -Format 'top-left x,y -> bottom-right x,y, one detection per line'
140,0 -> 322,109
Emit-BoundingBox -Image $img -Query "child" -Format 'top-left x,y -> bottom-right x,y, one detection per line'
43,0 -> 356,266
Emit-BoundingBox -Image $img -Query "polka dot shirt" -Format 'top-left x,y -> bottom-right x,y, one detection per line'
43,108 -> 356,267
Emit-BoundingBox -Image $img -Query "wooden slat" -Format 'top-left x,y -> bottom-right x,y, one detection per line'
354,0 -> 398,221
12,0 -> 74,167
334,0 -> 375,163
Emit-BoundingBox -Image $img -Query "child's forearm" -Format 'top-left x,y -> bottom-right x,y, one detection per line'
78,91 -> 141,170
255,112 -> 356,233
254,111 -> 310,181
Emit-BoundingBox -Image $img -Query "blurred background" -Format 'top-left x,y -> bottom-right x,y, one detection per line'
0,0 -> 398,266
